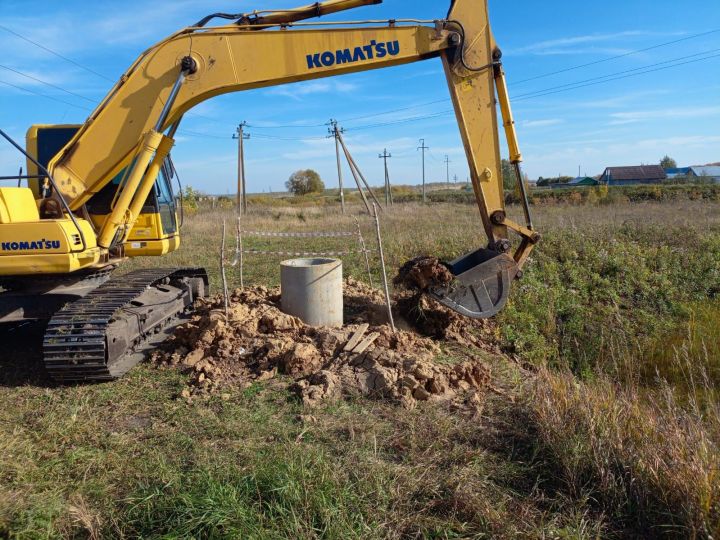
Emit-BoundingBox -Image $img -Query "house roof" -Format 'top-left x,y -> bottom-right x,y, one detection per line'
567,176 -> 597,185
603,165 -> 667,181
690,166 -> 720,177
664,167 -> 691,175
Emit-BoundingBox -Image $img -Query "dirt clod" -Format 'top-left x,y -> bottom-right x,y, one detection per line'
394,256 -> 453,291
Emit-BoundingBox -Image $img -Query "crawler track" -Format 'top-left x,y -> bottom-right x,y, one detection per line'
43,267 -> 208,382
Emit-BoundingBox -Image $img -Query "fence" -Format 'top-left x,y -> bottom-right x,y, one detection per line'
219,204 -> 394,331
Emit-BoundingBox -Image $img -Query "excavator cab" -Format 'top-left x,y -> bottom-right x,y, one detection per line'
27,125 -> 181,258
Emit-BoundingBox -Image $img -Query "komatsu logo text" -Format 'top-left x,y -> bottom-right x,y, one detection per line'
1,239 -> 61,251
306,40 -> 400,69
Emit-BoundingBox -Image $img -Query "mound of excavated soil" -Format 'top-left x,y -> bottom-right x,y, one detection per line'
152,278 -> 497,409
396,293 -> 498,349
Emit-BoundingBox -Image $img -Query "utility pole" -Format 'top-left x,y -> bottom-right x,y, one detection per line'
444,154 -> 451,185
417,138 -> 429,203
328,119 -> 345,213
232,122 -> 250,213
379,148 -> 393,206
453,174 -> 458,184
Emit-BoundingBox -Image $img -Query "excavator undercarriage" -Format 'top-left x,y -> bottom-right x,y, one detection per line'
42,268 -> 207,382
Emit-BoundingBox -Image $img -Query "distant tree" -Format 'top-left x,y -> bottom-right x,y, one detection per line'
286,169 -> 325,196
501,159 -> 517,190
660,155 -> 677,169
182,185 -> 201,210
537,175 -> 572,186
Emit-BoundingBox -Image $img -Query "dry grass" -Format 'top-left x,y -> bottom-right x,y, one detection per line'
528,352 -> 720,537
2,199 -> 719,538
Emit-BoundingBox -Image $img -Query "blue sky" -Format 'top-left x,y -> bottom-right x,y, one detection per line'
1,0 -> 719,194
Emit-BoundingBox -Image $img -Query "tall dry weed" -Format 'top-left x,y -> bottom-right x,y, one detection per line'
528,348 -> 720,537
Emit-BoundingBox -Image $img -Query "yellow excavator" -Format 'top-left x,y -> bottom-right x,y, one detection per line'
0,0 -> 539,382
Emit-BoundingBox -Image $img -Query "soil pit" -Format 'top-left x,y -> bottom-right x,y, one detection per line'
152,277 -> 498,408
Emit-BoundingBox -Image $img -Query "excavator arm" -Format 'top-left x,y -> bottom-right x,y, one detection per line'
43,0 -> 538,317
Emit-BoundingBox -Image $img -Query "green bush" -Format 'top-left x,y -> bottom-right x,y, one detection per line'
498,222 -> 720,375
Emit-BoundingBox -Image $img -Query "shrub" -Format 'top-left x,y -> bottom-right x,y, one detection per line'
286,169 -> 325,196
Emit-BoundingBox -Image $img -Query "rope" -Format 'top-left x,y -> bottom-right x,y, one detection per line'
240,230 -> 355,238
241,249 -> 368,257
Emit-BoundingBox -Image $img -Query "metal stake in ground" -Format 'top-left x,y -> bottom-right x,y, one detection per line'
354,216 -> 373,287
220,220 -> 229,317
372,203 -> 395,333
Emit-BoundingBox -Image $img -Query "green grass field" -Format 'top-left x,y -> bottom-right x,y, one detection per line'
1,198 -> 719,538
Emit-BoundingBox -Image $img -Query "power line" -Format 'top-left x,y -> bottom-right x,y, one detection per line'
341,98 -> 448,124
514,47 -> 720,99
243,41 -> 720,132
185,47 -> 720,137
252,133 -> 327,141
427,148 -> 442,162
0,79 -> 92,111
347,49 -> 720,127
515,49 -> 720,101
242,31 -> 720,129
0,64 -> 97,103
0,24 -> 114,82
177,129 -> 227,140
345,111 -> 452,131
246,99 -> 448,130
246,121 -> 326,129
178,128 -> 326,141
149,50 -> 720,138
4,34 -> 719,142
512,28 -> 720,85
0,25 -> 221,126
5,21 -> 718,140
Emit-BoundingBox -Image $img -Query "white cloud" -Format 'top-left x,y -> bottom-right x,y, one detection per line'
523,134 -> 720,179
509,31 -> 683,56
521,119 -> 564,128
266,80 -> 358,100
568,90 -> 672,109
609,106 -> 720,125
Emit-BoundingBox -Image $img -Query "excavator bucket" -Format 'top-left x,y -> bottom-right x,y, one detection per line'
428,248 -> 519,319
